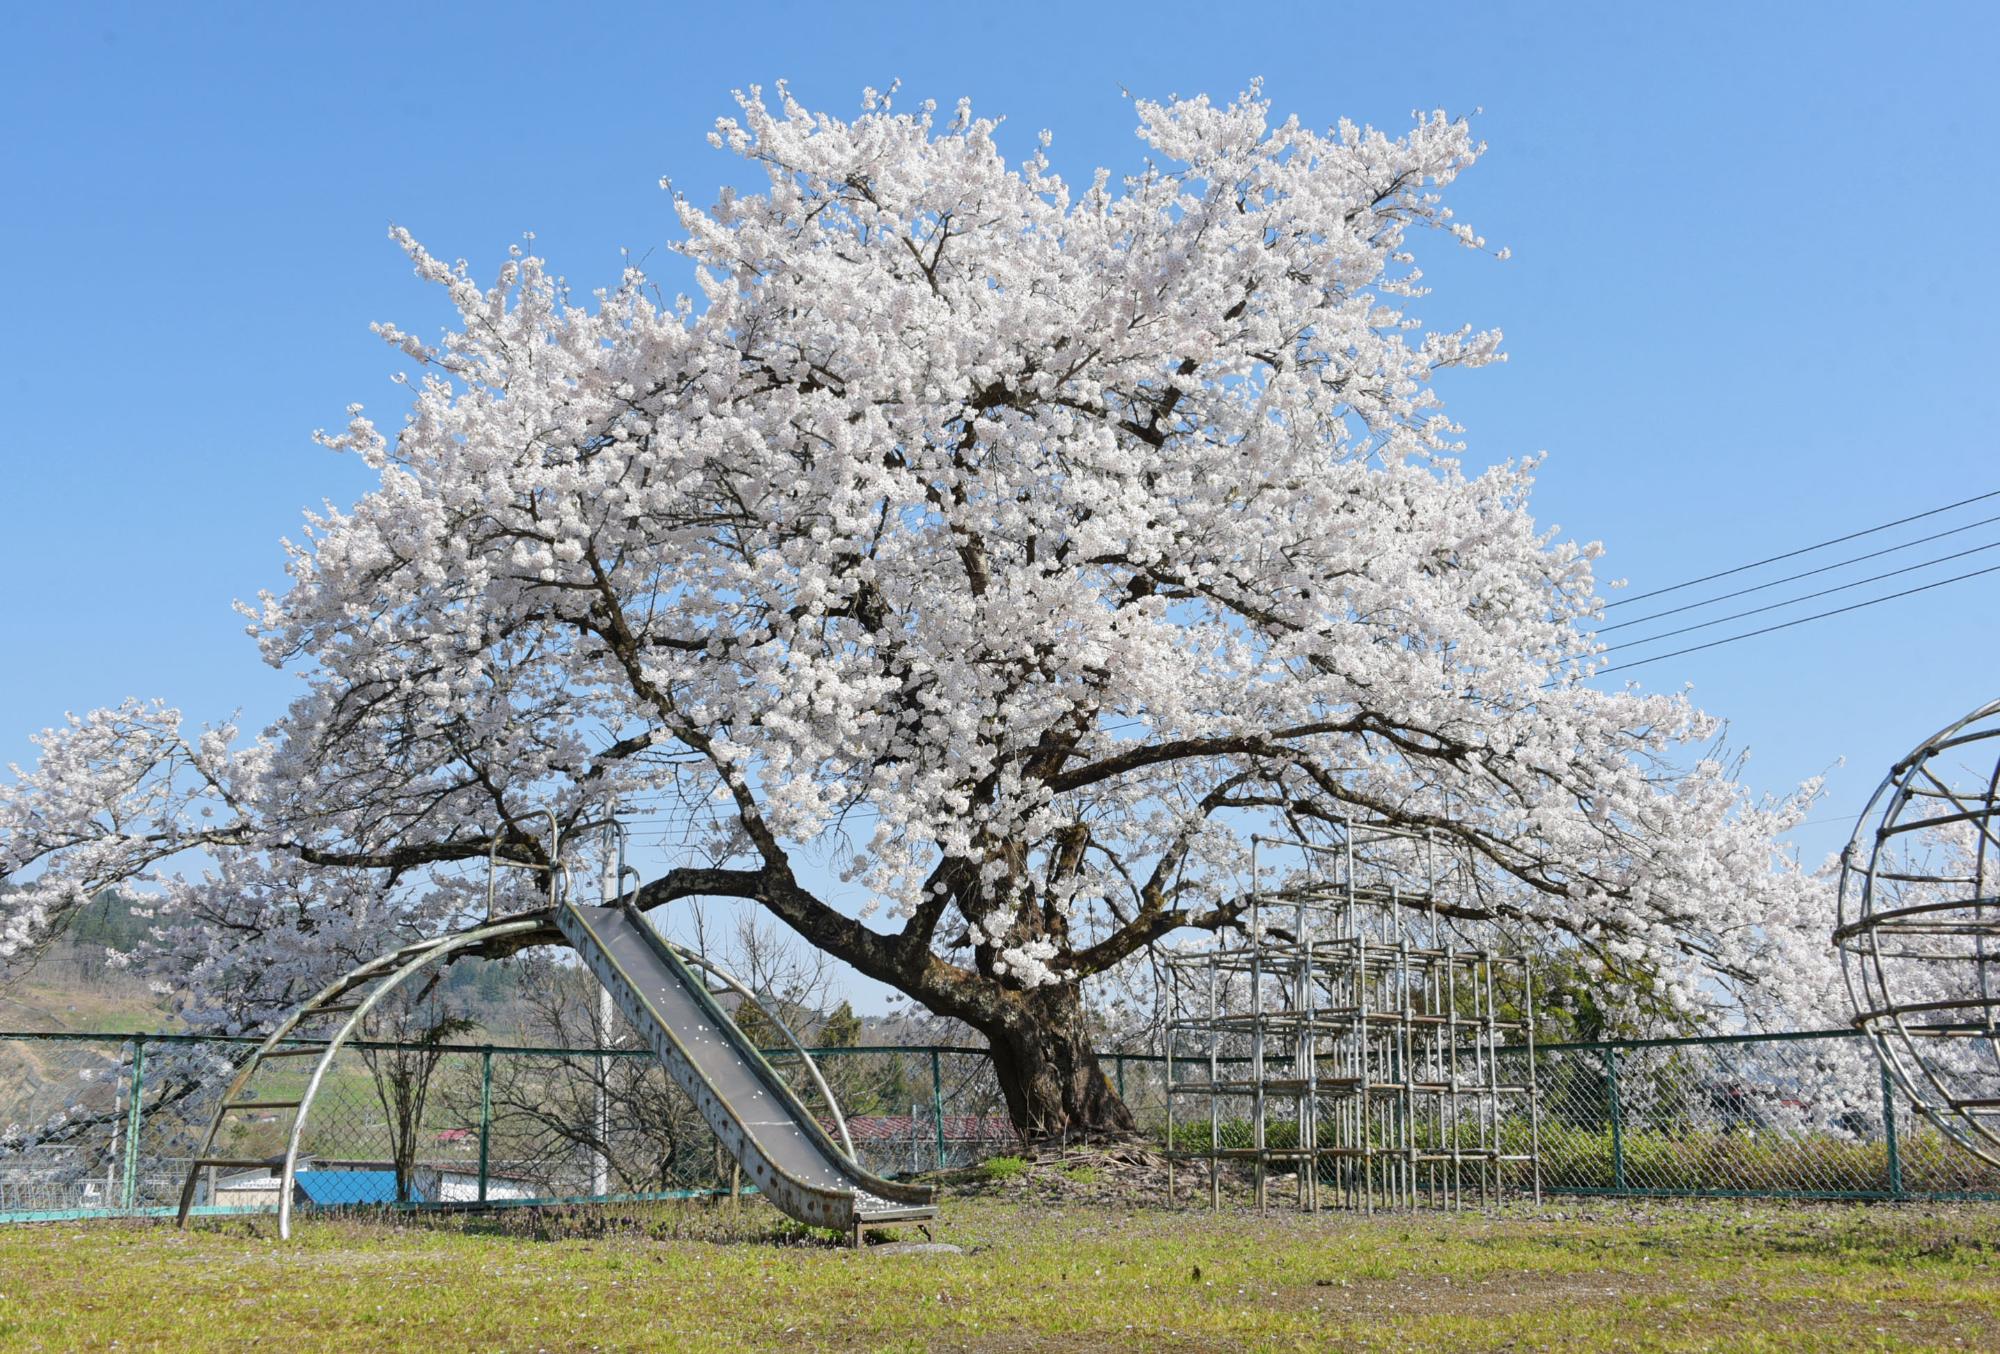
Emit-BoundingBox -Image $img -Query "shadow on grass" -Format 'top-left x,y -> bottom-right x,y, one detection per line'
194,1197 -> 852,1249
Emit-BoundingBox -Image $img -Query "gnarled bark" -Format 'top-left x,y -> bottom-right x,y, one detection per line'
976,981 -> 1135,1139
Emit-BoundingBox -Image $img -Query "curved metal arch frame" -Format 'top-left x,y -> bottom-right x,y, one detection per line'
181,812 -> 866,1235
273,916 -> 549,1238
1838,697 -> 2000,1167
172,927 -> 521,1228
233,920 -> 856,1236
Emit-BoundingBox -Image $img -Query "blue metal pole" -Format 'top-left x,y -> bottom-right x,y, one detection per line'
478,1048 -> 494,1204
1881,1065 -> 1903,1199
120,1038 -> 145,1211
1605,1045 -> 1627,1192
930,1048 -> 946,1170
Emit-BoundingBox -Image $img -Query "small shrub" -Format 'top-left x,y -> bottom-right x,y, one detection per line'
983,1155 -> 1029,1182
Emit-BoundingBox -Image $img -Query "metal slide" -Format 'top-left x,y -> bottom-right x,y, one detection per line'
555,902 -> 937,1238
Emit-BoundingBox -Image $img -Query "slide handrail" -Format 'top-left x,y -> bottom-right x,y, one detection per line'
664,939 -> 855,1163
556,902 -> 932,1229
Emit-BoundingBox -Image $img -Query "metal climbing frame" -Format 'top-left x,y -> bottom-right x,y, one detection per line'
1164,821 -> 1541,1212
1836,697 -> 2000,1167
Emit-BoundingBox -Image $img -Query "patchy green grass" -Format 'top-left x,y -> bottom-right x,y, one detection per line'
980,1154 -> 1029,1182
0,1198 -> 1996,1351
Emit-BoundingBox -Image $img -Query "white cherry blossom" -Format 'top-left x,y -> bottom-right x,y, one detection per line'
0,85 -> 1832,1133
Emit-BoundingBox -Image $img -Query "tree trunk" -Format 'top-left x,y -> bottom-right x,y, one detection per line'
978,982 -> 1135,1140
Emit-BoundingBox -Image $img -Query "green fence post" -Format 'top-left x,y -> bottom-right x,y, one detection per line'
1115,1055 -> 1126,1101
1880,1065 -> 1903,1199
478,1047 -> 494,1204
930,1048 -> 946,1170
120,1037 -> 145,1211
1604,1045 -> 1627,1192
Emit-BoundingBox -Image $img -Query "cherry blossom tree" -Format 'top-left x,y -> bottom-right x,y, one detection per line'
0,84 -> 1830,1136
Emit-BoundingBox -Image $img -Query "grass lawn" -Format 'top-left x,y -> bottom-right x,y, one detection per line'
0,1197 -> 1995,1351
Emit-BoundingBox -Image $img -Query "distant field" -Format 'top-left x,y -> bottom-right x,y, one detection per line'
0,975 -> 169,1036
1,1197 -> 1995,1351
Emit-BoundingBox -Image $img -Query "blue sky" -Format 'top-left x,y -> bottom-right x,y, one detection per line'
2,3 -> 1996,1002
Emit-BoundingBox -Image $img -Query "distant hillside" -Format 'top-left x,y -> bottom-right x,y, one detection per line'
0,893 -> 175,1034
0,893 -> 542,1038
0,973 -> 169,1035
0,894 -> 932,1050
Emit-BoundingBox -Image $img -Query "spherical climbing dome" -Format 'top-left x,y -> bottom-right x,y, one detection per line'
1837,698 -> 2000,1165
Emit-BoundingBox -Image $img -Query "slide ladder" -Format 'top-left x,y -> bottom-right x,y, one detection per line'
174,912 -> 558,1236
555,901 -> 936,1239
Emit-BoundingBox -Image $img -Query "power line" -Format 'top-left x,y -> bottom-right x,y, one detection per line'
1599,537 -> 2000,654
1601,511 -> 2000,633
1592,561 -> 2000,676
1605,487 -> 2000,609
1787,816 -> 1867,833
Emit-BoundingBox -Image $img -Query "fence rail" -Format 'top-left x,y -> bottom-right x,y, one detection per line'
3,1027 -> 1996,1222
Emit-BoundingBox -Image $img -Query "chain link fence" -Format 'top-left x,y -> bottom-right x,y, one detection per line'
1112,1029 -> 2000,1202
1521,1031 -> 2000,1200
4,1027 -> 1997,1221
0,1032 -> 1023,1220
